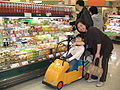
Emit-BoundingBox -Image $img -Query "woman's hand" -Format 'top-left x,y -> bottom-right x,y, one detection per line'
94,53 -> 100,60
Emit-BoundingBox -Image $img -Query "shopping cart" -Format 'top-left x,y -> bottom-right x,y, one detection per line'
42,35 -> 93,89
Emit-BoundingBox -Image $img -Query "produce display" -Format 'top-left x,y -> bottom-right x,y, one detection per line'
0,17 -> 73,71
103,32 -> 117,39
104,15 -> 120,40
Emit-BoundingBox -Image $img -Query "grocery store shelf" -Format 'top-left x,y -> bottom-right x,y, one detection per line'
109,15 -> 120,18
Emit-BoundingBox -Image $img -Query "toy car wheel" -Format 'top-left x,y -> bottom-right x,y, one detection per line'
85,73 -> 90,80
57,81 -> 63,90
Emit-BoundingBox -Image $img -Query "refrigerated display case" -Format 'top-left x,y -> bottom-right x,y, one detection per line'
0,17 -> 73,89
104,15 -> 120,43
0,2 -> 73,89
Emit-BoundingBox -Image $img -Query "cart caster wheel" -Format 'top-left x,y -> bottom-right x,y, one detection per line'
85,73 -> 90,80
57,81 -> 63,90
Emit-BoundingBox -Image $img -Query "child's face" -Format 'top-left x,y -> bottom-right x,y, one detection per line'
75,37 -> 82,42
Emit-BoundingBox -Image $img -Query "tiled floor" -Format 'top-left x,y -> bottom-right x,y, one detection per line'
6,44 -> 120,90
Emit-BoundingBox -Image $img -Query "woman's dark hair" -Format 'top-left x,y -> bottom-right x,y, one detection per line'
76,0 -> 85,6
75,18 -> 89,32
89,6 -> 98,15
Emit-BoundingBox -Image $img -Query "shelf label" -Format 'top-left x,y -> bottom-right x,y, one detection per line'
48,54 -> 54,58
10,63 -> 20,68
21,61 -> 29,66
24,13 -> 32,18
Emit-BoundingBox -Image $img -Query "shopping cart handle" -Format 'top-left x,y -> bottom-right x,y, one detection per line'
67,35 -> 76,39
57,40 -> 68,44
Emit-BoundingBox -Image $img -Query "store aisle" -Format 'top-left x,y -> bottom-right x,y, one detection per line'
6,44 -> 120,90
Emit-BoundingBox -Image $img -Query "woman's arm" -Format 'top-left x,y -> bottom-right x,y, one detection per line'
71,41 -> 85,48
74,41 -> 85,46
94,44 -> 101,60
89,27 -> 102,60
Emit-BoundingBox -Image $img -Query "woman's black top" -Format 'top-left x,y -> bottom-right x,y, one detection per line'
77,7 -> 93,27
86,27 -> 113,56
70,7 -> 93,28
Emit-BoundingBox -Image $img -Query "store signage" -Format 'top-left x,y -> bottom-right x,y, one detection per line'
88,0 -> 105,6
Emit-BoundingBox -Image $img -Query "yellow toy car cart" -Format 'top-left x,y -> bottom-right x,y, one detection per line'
42,35 -> 92,89
42,59 -> 83,89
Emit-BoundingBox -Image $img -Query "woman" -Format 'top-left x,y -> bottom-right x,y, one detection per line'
75,19 -> 113,87
70,0 -> 93,28
89,6 -> 104,31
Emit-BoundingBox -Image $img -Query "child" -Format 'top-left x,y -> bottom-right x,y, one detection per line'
61,34 -> 85,72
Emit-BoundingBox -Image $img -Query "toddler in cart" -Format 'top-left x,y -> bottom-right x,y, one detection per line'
60,34 -> 85,72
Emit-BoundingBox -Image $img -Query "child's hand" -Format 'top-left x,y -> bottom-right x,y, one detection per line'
60,56 -> 63,59
66,59 -> 70,62
71,43 -> 76,47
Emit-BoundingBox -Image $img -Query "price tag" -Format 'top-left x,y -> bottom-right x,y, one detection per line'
48,54 -> 54,58
31,60 -> 35,63
21,61 -> 29,65
38,59 -> 42,61
43,58 -> 46,60
10,63 -> 20,68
